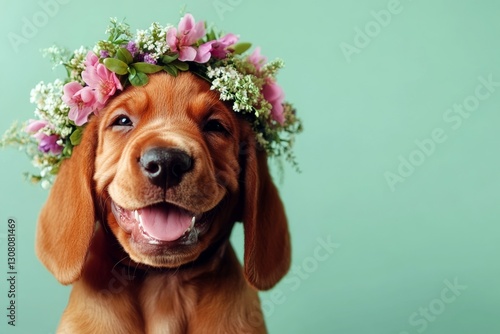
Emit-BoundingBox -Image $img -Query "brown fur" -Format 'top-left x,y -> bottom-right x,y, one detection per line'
36,72 -> 291,333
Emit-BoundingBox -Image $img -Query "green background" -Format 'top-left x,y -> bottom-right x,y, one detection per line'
1,0 -> 499,333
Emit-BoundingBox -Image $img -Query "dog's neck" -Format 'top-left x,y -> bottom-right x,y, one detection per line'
71,222 -> 264,334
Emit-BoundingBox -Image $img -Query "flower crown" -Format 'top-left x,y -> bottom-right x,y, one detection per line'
0,14 -> 302,188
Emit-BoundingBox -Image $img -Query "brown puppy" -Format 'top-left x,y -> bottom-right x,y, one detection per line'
36,72 -> 290,333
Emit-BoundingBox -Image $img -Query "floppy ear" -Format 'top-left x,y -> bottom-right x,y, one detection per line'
241,130 -> 291,290
36,120 -> 98,285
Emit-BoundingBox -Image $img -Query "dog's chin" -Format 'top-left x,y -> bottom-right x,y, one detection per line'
109,200 -> 214,268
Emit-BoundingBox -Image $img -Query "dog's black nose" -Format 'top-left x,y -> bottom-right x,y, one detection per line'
140,148 -> 193,189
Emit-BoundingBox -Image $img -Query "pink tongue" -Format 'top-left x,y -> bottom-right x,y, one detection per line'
138,204 -> 193,242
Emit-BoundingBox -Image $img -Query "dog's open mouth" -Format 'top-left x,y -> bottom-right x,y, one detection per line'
111,201 -> 203,245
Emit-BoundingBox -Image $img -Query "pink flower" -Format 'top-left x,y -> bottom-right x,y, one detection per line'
195,33 -> 238,62
62,52 -> 122,126
81,52 -> 122,105
262,80 -> 285,125
25,119 -> 63,154
211,33 -> 238,58
62,82 -> 98,126
25,119 -> 49,134
194,42 -> 213,63
248,47 -> 267,71
166,14 -> 206,62
83,51 -> 99,67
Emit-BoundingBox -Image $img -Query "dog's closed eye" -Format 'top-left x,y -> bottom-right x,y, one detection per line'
203,119 -> 229,135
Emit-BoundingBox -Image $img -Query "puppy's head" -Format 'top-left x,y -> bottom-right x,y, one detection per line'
36,72 -> 290,290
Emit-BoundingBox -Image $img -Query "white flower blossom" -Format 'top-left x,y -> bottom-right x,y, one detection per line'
135,22 -> 170,61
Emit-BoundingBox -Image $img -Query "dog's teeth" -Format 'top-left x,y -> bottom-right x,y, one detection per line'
183,217 -> 196,235
134,210 -> 140,222
148,238 -> 160,245
136,211 -> 144,227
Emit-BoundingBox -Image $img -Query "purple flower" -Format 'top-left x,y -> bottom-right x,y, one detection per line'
100,50 -> 110,58
25,119 -> 63,154
135,53 -> 145,62
143,53 -> 157,64
126,41 -> 139,56
38,134 -> 63,154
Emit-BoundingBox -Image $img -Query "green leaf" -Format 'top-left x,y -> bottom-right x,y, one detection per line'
129,71 -> 148,86
69,128 -> 83,146
163,64 -> 178,77
50,165 -> 60,175
114,39 -> 129,45
62,144 -> 72,157
128,66 -> 136,76
116,47 -> 133,64
131,62 -> 164,74
230,42 -> 252,55
119,74 -> 128,88
161,53 -> 179,63
25,173 -> 41,183
103,58 -> 128,75
172,60 -> 189,71
206,29 -> 217,41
